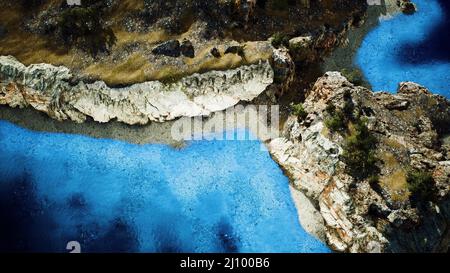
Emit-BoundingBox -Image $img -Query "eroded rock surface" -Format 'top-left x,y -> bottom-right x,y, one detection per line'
269,72 -> 450,252
0,56 -> 273,124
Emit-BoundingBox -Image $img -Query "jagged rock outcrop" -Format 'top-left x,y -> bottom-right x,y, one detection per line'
269,47 -> 295,98
0,56 -> 273,124
269,72 -> 450,252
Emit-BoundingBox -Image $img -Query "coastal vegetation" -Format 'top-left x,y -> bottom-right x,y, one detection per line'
340,68 -> 365,86
290,103 -> 308,120
324,92 -> 379,179
324,104 -> 346,132
271,32 -> 290,48
406,169 -> 436,203
341,117 -> 378,179
56,3 -> 116,56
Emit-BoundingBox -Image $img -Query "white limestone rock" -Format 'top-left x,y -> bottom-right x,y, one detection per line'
0,55 -> 274,125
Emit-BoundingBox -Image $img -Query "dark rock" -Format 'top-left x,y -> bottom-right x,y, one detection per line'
225,46 -> 244,57
384,99 -> 410,110
304,113 -> 317,127
0,25 -> 7,39
402,3 -> 417,15
180,39 -> 195,58
368,203 -> 391,219
388,209 -> 420,229
152,40 -> 181,57
369,178 -> 385,197
210,47 -> 221,58
272,47 -> 295,91
397,0 -> 417,15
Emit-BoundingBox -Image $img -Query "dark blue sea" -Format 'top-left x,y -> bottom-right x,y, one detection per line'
357,0 -> 450,97
0,121 -> 329,253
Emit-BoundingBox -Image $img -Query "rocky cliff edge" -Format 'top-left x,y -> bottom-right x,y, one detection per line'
269,72 -> 450,252
0,55 -> 274,124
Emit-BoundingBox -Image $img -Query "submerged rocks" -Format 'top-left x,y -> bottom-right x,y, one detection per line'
0,56 -> 274,124
269,72 -> 450,252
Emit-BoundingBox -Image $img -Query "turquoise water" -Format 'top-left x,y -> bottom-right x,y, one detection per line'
0,120 -> 329,253
356,0 -> 450,97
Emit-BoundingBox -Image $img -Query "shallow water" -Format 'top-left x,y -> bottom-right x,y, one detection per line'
0,120 -> 329,253
357,0 -> 450,96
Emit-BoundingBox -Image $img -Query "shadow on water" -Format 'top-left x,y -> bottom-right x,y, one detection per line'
0,120 -> 330,253
397,0 -> 450,64
0,174 -> 140,253
153,224 -> 185,253
216,218 -> 240,253
0,174 -> 58,252
79,218 -> 139,253
355,0 -> 450,95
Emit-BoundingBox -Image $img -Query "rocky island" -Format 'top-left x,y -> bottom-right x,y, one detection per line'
0,0 -> 448,253
270,73 -> 450,252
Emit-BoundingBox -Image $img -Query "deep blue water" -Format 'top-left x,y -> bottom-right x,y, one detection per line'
357,0 -> 450,96
0,120 -> 329,253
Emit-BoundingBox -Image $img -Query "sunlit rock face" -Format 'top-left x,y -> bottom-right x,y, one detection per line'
269,72 -> 450,253
357,0 -> 450,97
0,56 -> 274,125
0,121 -> 330,253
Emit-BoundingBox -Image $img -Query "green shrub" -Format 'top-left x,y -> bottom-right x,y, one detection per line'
324,93 -> 355,132
291,103 -> 308,120
368,175 -> 380,185
56,4 -> 116,56
342,100 -> 354,117
341,118 -> 378,178
325,108 -> 346,132
407,170 -> 436,202
271,32 -> 290,48
325,104 -> 336,114
340,68 -> 365,86
324,98 -> 379,179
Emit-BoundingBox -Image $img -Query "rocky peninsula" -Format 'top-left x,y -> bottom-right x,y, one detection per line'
270,72 -> 450,252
